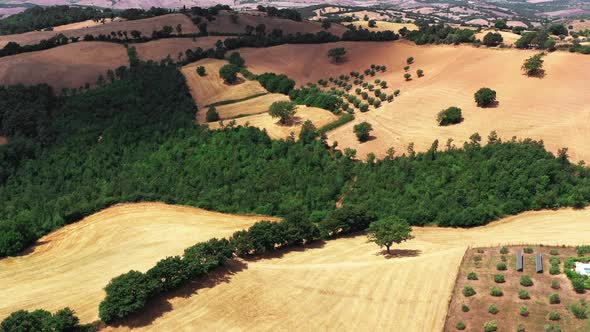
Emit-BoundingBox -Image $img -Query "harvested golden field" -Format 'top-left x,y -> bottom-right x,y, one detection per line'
0,41 -> 128,90
181,58 -> 267,111
475,29 -> 522,46
207,105 -> 338,140
52,18 -> 121,32
205,10 -> 348,37
106,208 -> 590,332
134,36 -> 227,62
0,203 -> 275,323
240,41 -> 590,162
339,10 -> 389,21
0,14 -> 196,48
200,93 -> 289,123
351,20 -> 418,32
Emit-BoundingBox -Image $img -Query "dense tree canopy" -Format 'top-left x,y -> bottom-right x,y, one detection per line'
367,216 -> 414,254
0,6 -> 109,35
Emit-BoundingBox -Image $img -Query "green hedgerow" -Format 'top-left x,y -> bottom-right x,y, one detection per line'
520,275 -> 533,287
520,306 -> 529,317
494,274 -> 505,283
497,263 -> 507,271
488,304 -> 499,314
463,285 -> 476,297
549,293 -> 560,304
490,286 -> 503,297
518,289 -> 530,300
456,321 -> 466,330
467,272 -> 478,280
548,311 -> 560,321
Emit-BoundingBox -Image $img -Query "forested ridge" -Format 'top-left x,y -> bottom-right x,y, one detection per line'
0,6 -> 109,35
0,58 -> 589,258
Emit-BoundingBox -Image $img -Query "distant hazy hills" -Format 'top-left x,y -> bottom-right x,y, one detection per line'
2,0 -> 237,10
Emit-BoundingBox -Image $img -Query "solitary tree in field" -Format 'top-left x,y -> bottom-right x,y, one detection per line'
483,32 -> 503,47
437,107 -> 463,126
406,56 -> 414,64
367,216 -> 414,255
196,66 -> 206,76
206,105 -> 220,122
353,121 -> 373,142
219,64 -> 240,84
269,101 -> 297,125
521,53 -> 545,77
368,19 -> 377,28
474,87 -> 497,107
403,65 -> 410,71
404,73 -> 412,81
417,69 -> 424,77
328,47 -> 347,63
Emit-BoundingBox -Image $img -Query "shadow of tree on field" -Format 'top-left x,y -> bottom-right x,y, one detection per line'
377,249 -> 422,259
12,241 -> 50,258
241,240 -> 327,262
112,259 -> 248,328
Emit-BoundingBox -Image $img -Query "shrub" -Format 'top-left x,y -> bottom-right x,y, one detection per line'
461,304 -> 470,312
456,321 -> 466,330
549,257 -> 560,265
205,105 -> 220,122
463,285 -> 476,297
437,107 -> 462,126
227,51 -> 245,67
549,293 -> 560,304
488,304 -> 499,314
551,279 -> 560,289
500,247 -> 509,254
550,249 -> 559,256
518,289 -> 530,300
517,324 -> 525,332
522,53 -> 545,76
524,247 -> 533,254
407,56 -> 414,64
219,63 -> 240,84
490,286 -> 503,297
393,89 -> 400,96
353,121 -> 373,142
417,69 -> 424,77
477,248 -> 485,253
501,255 -> 507,262
327,47 -> 346,62
196,66 -> 206,76
549,265 -> 560,275
404,73 -> 411,81
380,81 -> 387,88
520,306 -> 529,317
520,275 -> 533,287
403,65 -> 410,71
544,324 -> 562,332
497,262 -> 507,271
474,87 -> 497,107
572,278 -> 586,294
577,245 -> 590,256
484,320 -> 498,332
569,301 -> 588,319
494,274 -> 505,283
483,32 -> 503,46
548,311 -> 560,321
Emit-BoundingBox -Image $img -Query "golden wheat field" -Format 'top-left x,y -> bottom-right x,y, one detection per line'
102,208 -> 590,332
475,29 -> 523,46
134,36 -> 227,62
207,105 -> 338,140
351,20 -> 418,32
201,93 -> 289,122
240,40 -> 590,162
0,203 -> 276,323
181,58 -> 268,111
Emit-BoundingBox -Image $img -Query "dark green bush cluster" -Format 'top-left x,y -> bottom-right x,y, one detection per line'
490,286 -> 503,297
549,293 -> 560,304
520,275 -> 534,287
463,285 -> 476,297
518,289 -> 530,300
289,87 -> 343,113
437,107 -> 462,126
99,238 -> 232,323
1,307 -> 91,332
405,22 -> 476,45
467,271 -> 478,280
564,257 -> 590,293
256,72 -> 295,95
497,263 -> 507,271
494,274 -> 505,283
488,304 -> 499,314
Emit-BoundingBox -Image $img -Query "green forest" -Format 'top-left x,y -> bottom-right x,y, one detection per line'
0,56 -> 589,258
0,6 -> 109,35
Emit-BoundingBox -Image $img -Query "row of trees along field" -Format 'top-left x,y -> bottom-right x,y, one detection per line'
1,58 -> 589,258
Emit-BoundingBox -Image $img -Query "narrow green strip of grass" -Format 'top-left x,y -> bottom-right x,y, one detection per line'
318,113 -> 354,134
206,92 -> 269,107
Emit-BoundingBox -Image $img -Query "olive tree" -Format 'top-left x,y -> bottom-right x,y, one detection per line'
474,87 -> 497,107
353,121 -> 373,142
219,64 -> 240,84
328,47 -> 347,62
